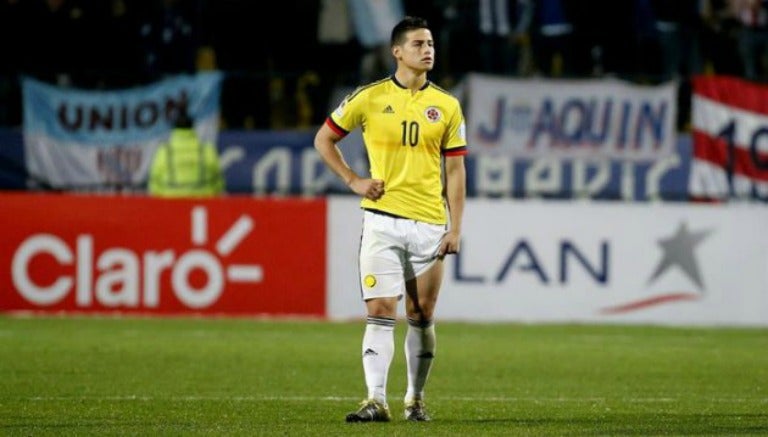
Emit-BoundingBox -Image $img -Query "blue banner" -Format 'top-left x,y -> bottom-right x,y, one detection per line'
216,130 -> 692,200
0,128 -> 693,200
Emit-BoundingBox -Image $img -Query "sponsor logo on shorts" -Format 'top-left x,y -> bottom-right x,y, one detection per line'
364,274 -> 377,288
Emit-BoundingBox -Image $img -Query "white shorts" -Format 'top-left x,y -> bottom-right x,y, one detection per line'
358,210 -> 447,300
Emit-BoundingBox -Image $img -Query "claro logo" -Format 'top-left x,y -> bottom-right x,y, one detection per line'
10,206 -> 262,309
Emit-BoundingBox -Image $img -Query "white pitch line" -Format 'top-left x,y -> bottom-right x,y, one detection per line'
23,395 -> 768,403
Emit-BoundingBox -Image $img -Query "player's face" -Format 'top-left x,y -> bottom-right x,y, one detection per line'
397,28 -> 434,72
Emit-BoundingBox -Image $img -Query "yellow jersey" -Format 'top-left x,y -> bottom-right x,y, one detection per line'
326,76 -> 467,224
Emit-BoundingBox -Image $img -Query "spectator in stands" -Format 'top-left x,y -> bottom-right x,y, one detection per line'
570,0 -> 656,78
0,0 -> 24,125
348,0 -> 405,83
148,107 -> 224,197
427,0 -> 478,86
89,0 -> 143,88
138,0 -> 201,81
700,0 -> 743,76
23,0 -> 89,87
207,0 -> 271,129
528,0 -> 576,76
652,0 -> 705,82
651,0 -> 706,131
475,0 -> 532,76
314,0 -> 358,120
733,0 -> 768,82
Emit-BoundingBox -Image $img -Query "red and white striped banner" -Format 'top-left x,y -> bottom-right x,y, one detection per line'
689,75 -> 768,200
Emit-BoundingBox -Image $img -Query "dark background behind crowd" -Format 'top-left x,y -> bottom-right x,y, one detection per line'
0,0 -> 765,132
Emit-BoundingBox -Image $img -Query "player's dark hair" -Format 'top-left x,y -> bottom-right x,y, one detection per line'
391,16 -> 429,47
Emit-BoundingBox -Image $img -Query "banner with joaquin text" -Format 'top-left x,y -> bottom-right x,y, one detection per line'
466,74 -> 678,161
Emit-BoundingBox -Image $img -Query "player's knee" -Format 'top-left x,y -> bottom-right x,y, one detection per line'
406,303 -> 435,321
365,297 -> 398,317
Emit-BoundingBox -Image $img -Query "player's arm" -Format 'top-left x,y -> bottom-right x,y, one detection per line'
440,154 -> 466,256
314,121 -> 384,200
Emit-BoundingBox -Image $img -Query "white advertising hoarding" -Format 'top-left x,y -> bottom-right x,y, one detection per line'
328,196 -> 768,326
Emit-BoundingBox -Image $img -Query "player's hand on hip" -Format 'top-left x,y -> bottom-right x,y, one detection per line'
350,178 -> 385,200
439,230 -> 461,257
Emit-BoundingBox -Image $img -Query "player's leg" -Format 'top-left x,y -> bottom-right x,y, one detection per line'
346,211 -> 405,422
361,296 -> 398,405
401,220 -> 446,421
346,295 -> 398,423
402,260 -> 442,421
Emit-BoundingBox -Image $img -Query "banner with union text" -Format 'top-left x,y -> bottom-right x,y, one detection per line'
689,75 -> 768,201
22,72 -> 223,190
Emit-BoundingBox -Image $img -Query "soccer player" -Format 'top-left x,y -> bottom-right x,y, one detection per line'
313,15 -> 467,423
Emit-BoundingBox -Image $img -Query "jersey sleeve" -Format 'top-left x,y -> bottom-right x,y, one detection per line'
442,101 -> 468,157
326,88 -> 366,137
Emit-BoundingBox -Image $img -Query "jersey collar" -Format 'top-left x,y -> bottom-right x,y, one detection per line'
391,75 -> 430,91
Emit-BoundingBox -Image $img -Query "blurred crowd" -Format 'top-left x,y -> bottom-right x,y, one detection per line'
0,0 -> 767,131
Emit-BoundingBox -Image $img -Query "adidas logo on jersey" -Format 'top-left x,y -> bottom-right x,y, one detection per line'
382,105 -> 395,114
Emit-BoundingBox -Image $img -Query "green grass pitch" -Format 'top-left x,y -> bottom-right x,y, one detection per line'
1,316 -> 766,436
